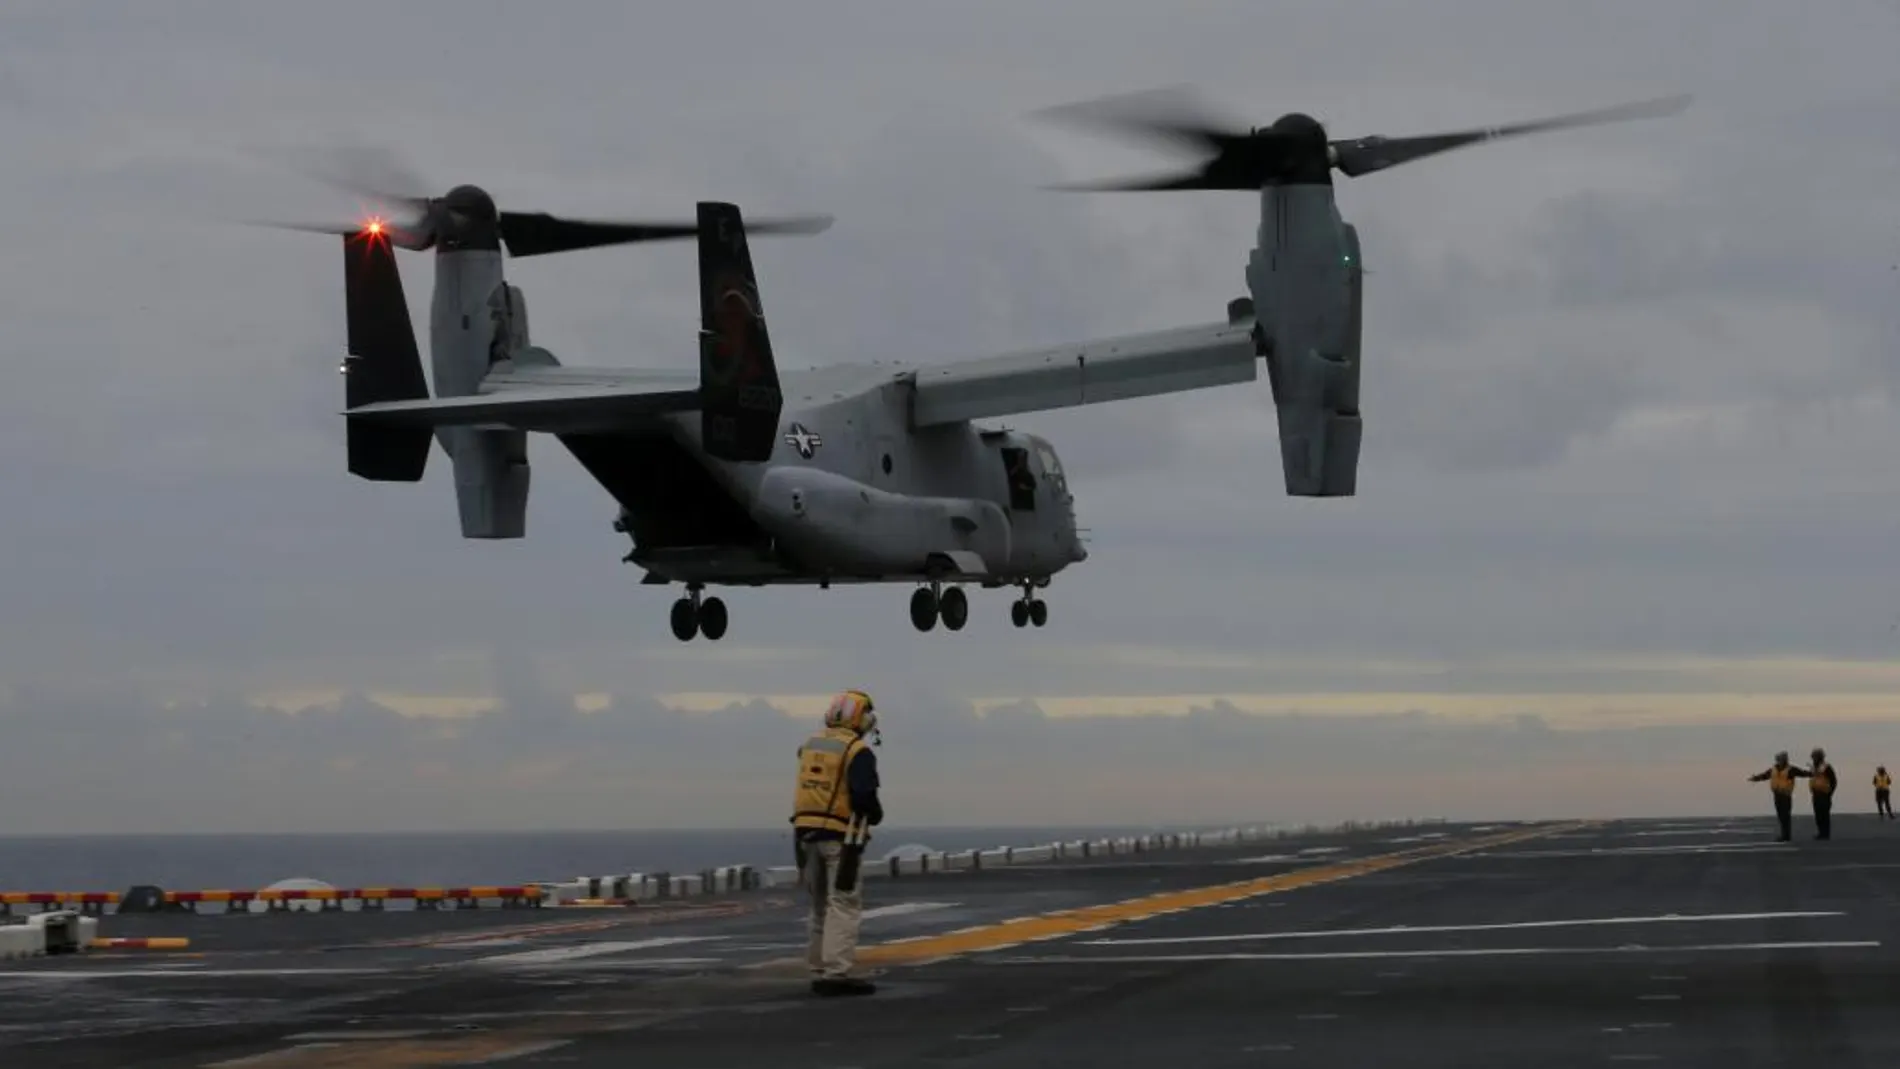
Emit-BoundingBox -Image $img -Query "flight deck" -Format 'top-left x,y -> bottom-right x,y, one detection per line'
0,816 -> 1893,1067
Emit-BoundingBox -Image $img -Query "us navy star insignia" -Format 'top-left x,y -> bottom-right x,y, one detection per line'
784,422 -> 822,459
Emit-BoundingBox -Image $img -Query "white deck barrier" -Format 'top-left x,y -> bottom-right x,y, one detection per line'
545,818 -> 1446,905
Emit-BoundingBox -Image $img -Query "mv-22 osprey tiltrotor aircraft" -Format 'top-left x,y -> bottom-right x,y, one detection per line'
269,89 -> 1687,642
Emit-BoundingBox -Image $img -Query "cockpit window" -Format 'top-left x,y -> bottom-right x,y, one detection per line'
1036,444 -> 1063,479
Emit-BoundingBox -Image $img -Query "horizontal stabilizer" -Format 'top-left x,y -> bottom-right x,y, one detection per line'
908,321 -> 1257,427
345,381 -> 700,433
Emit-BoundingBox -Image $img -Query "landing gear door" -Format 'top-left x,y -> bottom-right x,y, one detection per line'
1001,446 -> 1037,511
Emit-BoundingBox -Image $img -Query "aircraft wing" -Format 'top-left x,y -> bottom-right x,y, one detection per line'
907,321 -> 1257,427
345,368 -> 701,434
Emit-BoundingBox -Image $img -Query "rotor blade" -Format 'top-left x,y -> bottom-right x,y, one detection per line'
1329,93 -> 1693,178
498,211 -> 834,257
294,142 -> 436,210
1027,85 -> 1254,154
1041,170 -> 1226,192
239,218 -> 359,236
237,216 -> 431,250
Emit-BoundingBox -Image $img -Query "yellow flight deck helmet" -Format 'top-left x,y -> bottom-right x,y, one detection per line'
825,689 -> 879,741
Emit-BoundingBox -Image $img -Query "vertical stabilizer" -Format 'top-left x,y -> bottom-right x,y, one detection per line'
697,202 -> 784,463
342,229 -> 432,482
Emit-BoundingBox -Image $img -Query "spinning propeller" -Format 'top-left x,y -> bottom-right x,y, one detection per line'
246,147 -> 834,255
1030,86 -> 1693,190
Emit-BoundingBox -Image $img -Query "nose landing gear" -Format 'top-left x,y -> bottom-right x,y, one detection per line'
670,583 -> 728,642
1010,582 -> 1047,628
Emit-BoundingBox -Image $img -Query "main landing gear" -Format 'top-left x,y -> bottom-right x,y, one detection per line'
909,581 -> 969,633
909,581 -> 1048,631
1010,583 -> 1048,629
670,583 -> 728,642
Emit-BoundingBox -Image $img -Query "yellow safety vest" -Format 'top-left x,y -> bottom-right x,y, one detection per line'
1769,766 -> 1794,794
1810,763 -> 1833,795
1875,773 -> 1891,791
790,727 -> 867,834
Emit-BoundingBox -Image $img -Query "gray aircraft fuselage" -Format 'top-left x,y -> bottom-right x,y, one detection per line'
646,372 -> 1087,589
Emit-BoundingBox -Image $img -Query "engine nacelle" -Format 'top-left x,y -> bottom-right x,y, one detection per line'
1247,187 -> 1363,498
431,250 -> 531,538
753,466 -> 1011,576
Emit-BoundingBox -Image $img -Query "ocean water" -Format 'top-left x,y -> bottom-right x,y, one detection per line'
0,823 -> 1197,892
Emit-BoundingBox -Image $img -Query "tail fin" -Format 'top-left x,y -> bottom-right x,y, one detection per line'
342,229 -> 432,482
697,202 -> 784,463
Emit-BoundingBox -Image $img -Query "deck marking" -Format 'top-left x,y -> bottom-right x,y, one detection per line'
993,940 -> 1878,964
799,823 -> 1586,968
1081,910 -> 1843,946
472,936 -> 721,966
1477,842 -> 1789,859
0,968 -> 385,980
462,1039 -> 573,1062
200,1033 -> 574,1067
205,1045 -> 340,1067
508,956 -> 722,970
284,1032 -> 431,1042
861,901 -> 957,920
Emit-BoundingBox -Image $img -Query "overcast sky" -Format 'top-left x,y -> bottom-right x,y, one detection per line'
1,0 -> 1897,834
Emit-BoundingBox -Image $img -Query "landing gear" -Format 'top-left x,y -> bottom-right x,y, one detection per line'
940,586 -> 969,631
909,587 -> 936,632
909,582 -> 969,633
1010,584 -> 1047,628
670,584 -> 728,642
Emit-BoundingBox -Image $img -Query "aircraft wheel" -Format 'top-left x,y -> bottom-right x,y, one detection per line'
1010,600 -> 1029,628
669,598 -> 698,641
909,587 -> 939,632
1028,599 -> 1048,628
939,586 -> 969,631
699,596 -> 729,641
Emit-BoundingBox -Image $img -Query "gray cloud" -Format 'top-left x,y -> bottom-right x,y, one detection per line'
1,1 -> 1899,830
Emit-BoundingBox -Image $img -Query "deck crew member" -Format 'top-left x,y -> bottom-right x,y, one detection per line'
791,689 -> 884,997
1874,766 -> 1893,820
1808,747 -> 1837,840
1747,751 -> 1807,842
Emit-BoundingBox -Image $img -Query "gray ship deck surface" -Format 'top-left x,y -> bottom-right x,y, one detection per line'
2,814 -> 1894,1067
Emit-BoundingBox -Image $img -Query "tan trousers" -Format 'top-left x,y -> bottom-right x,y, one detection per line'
801,838 -> 863,979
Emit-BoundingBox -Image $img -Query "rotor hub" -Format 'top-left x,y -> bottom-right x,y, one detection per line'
1268,112 -> 1328,142
1250,113 -> 1333,187
442,184 -> 498,221
431,184 -> 502,252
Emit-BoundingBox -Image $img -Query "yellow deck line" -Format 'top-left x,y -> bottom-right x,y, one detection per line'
847,822 -> 1586,967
